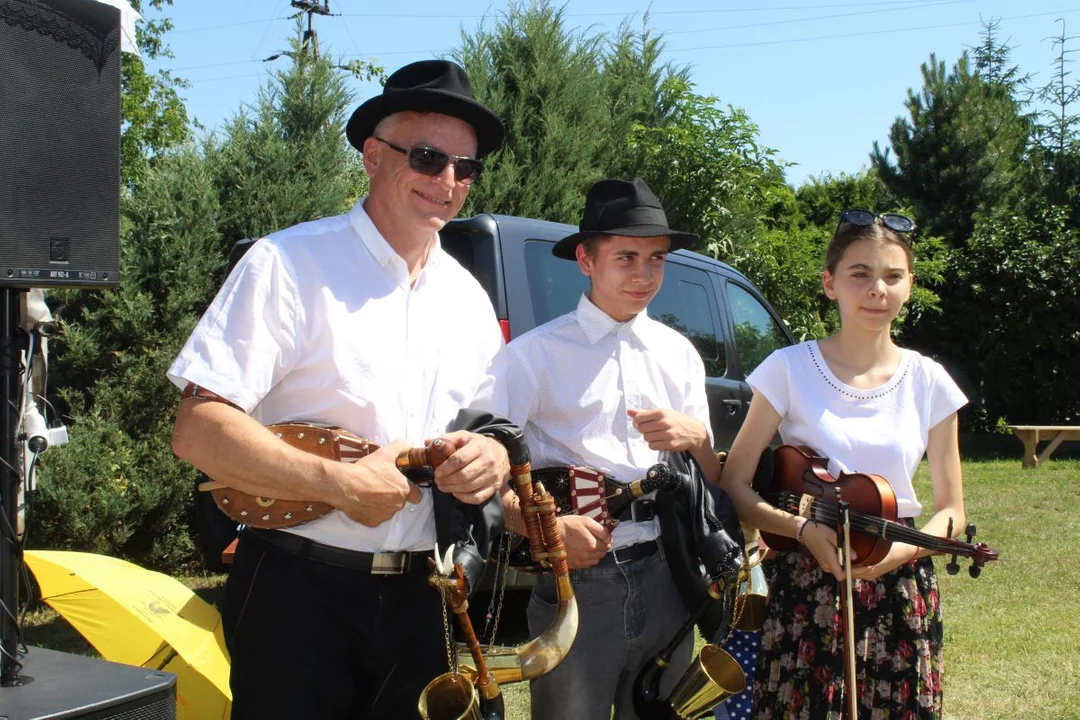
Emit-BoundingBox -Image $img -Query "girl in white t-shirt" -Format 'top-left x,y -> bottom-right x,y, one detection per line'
719,210 -> 967,720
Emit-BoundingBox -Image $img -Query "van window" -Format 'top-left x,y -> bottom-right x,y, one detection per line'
523,240 -> 589,324
650,268 -> 727,377
727,282 -> 791,375
442,230 -> 500,312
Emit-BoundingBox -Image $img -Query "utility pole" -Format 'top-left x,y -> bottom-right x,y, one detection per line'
290,0 -> 330,59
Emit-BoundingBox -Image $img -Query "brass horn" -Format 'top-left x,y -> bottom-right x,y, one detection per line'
633,563 -> 751,719
419,430 -> 578,720
665,644 -> 747,720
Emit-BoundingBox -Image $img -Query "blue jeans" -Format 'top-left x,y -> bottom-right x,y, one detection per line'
527,546 -> 693,720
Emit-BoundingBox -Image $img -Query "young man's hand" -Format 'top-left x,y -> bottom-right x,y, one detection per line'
628,408 -> 708,453
556,515 -> 613,568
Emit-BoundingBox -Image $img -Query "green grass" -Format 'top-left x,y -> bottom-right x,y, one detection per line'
23,459 -> 1080,719
919,459 -> 1080,720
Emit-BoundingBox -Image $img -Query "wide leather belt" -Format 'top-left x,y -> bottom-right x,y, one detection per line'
245,528 -> 432,575
596,539 -> 660,566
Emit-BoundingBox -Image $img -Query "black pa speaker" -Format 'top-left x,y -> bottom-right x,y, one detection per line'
0,646 -> 176,719
0,0 -> 122,289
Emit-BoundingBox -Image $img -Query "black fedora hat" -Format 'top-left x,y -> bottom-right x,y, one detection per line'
346,60 -> 505,158
552,178 -> 699,260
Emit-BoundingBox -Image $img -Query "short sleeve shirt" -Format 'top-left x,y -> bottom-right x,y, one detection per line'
747,340 -> 967,517
168,199 -> 503,551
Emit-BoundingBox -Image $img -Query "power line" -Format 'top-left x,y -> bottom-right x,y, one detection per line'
336,1 -> 956,19
665,0 -> 973,36
174,5 -> 1078,81
173,59 -> 262,72
171,17 -> 290,34
162,1 -> 967,34
672,7 -> 1080,52
191,72 -> 267,84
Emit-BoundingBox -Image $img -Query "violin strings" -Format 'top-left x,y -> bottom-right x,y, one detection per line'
767,492 -> 968,557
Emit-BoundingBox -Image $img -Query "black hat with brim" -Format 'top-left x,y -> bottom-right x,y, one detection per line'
552,177 -> 699,260
346,60 -> 505,159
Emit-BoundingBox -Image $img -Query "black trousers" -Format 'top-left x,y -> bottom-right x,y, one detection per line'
222,531 -> 447,719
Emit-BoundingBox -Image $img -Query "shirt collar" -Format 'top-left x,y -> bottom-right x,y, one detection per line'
575,293 -> 654,347
347,198 -> 445,276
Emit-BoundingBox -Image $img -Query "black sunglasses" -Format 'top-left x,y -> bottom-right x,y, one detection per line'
838,209 -> 916,235
373,136 -> 483,184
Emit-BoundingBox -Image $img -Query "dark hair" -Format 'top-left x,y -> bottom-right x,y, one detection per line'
825,221 -> 914,273
580,234 -> 604,259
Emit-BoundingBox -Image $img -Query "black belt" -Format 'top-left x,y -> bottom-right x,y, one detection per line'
597,539 -> 660,566
245,528 -> 432,575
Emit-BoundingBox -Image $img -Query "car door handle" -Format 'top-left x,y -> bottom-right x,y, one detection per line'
722,398 -> 742,415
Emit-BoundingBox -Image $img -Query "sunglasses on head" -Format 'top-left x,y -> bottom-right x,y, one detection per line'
373,136 -> 483,184
838,209 -> 916,235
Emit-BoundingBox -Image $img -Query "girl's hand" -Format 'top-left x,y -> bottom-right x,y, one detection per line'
801,521 -> 849,580
851,542 -> 919,581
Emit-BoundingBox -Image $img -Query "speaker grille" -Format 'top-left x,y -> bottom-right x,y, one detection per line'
96,695 -> 177,720
0,0 -> 121,288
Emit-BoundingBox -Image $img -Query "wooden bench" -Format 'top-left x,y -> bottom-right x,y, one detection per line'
1006,425 -> 1080,468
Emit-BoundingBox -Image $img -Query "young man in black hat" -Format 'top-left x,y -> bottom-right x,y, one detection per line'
475,177 -> 723,719
169,60 -> 510,719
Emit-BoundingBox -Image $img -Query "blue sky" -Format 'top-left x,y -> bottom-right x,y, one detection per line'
150,0 -> 1080,186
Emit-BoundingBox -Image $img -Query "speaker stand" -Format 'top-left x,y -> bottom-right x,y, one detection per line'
1,288 -> 24,686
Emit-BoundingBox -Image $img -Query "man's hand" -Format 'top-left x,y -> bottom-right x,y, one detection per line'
557,515 -> 612,569
337,440 -> 423,527
628,408 -> 709,453
431,431 -> 510,504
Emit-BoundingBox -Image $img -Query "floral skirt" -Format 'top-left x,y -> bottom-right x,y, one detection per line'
752,541 -> 943,720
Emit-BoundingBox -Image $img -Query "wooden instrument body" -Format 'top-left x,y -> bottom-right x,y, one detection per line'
757,445 -> 999,570
200,422 -> 450,529
762,445 -> 896,567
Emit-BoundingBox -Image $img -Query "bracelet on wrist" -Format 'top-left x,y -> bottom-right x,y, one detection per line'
794,517 -> 809,544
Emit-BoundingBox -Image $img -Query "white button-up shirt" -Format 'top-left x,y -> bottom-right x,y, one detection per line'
168,199 -> 503,552
474,293 -> 712,548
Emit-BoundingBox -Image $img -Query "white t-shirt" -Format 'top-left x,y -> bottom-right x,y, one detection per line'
473,293 -> 712,548
168,199 -> 503,552
748,340 -> 967,518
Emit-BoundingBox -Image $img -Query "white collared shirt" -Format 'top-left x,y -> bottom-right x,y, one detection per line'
473,293 -> 712,548
168,199 -> 503,552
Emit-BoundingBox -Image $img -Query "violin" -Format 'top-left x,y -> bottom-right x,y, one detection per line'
754,445 -> 999,576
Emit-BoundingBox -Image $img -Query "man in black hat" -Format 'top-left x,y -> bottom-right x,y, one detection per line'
475,177 -> 724,718
169,60 -> 510,719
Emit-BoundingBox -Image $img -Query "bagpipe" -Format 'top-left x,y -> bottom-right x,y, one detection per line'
630,451 -> 768,720
418,423 -> 577,720
422,447 -> 765,720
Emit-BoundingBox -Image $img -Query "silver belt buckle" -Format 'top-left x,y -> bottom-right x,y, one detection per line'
612,545 -> 633,565
370,552 -> 409,575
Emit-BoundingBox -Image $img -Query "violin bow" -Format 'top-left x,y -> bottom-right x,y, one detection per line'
836,488 -> 859,719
